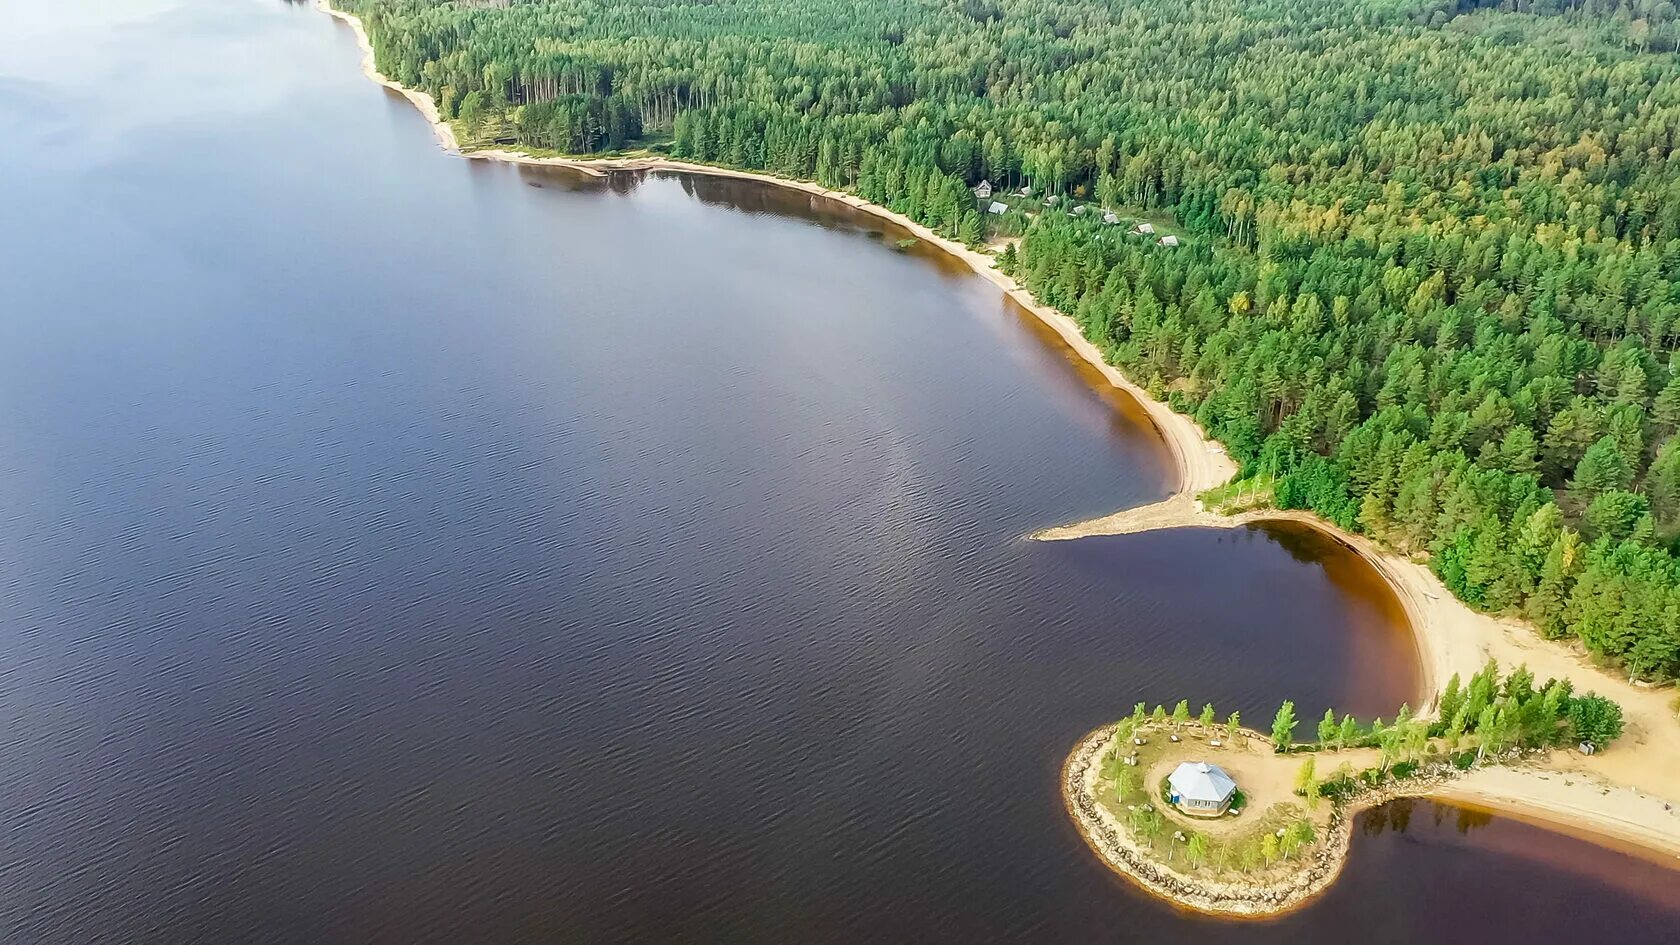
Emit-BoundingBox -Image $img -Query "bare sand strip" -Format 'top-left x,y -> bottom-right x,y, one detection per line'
318,0 -> 1679,866
317,0 -> 1234,500
1041,497 -> 1680,863
319,1 -> 458,151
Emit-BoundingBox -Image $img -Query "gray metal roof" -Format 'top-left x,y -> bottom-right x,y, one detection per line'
1168,761 -> 1237,803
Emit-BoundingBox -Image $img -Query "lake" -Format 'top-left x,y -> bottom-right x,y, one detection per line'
1,1 -> 1676,942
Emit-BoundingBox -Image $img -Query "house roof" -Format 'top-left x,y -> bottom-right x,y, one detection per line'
987,201 -> 1008,214
1168,761 -> 1237,803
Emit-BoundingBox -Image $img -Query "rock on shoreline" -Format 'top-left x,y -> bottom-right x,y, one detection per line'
1061,726 -> 1458,917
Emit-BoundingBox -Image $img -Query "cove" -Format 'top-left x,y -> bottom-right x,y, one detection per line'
0,2 -> 1677,943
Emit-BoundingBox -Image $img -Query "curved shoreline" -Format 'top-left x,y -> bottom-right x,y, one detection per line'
1039,499 -> 1442,713
316,0 -> 1680,870
316,0 -> 1233,502
1039,502 -> 1680,867
1064,725 -> 1454,918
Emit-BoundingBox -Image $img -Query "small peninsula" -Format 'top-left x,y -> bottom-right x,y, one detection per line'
1066,669 -> 1627,916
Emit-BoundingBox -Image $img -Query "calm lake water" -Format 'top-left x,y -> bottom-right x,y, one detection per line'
1,1 -> 1676,942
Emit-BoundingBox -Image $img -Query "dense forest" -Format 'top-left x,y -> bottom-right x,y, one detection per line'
340,0 -> 1680,682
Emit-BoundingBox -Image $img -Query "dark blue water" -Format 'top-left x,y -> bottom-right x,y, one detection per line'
0,2 -> 1674,942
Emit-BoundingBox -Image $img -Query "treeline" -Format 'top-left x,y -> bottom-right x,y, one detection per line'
1277,660 -> 1625,761
340,0 -> 1680,680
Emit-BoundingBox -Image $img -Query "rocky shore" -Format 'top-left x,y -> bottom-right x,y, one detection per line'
1062,726 -> 1465,917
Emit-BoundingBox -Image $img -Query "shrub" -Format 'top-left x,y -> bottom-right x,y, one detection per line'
1567,693 -> 1625,748
1317,776 -> 1357,802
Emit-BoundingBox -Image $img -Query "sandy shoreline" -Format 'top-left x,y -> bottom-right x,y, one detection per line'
317,0 -> 1680,867
1039,498 -> 1680,863
316,0 -> 1232,499
1064,724 -> 1464,918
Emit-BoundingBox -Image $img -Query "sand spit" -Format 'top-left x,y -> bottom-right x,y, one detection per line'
1040,498 -> 1680,865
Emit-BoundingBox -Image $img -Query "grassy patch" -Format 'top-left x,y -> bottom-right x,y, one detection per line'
1094,723 -> 1319,878
1199,474 -> 1275,513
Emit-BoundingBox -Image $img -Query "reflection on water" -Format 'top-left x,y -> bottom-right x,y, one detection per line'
1361,797 -> 1494,837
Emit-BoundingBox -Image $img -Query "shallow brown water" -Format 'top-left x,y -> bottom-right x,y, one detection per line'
0,2 -> 1676,943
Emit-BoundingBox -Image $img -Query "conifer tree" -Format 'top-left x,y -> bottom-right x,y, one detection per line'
1270,701 -> 1297,752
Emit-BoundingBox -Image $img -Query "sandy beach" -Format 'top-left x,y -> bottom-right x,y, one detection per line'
317,0 -> 1233,499
319,0 -> 1680,868
1039,497 -> 1680,861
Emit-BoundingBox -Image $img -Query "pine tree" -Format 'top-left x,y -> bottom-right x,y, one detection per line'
1647,440 -> 1680,526
1526,530 -> 1579,637
1438,673 -> 1464,724
1317,708 -> 1338,745
1653,377 -> 1680,434
1270,701 -> 1298,752
1571,435 -> 1633,493
1186,832 -> 1210,868
1294,756 -> 1317,797
1584,490 -> 1650,542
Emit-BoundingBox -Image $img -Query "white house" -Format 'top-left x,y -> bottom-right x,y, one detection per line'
973,180 -> 993,199
1101,211 -> 1119,225
987,201 -> 1008,215
1133,222 -> 1155,235
1167,761 -> 1238,816
1071,204 -> 1087,216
